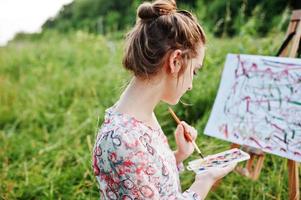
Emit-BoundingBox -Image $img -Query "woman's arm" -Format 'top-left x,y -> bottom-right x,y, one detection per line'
189,163 -> 236,199
172,121 -> 236,199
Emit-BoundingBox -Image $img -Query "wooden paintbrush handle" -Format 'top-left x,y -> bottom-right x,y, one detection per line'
168,107 -> 192,142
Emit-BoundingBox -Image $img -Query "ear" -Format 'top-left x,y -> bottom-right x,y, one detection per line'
168,49 -> 182,75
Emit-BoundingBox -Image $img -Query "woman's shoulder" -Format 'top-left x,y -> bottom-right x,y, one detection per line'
96,105 -> 145,143
94,103 -> 167,152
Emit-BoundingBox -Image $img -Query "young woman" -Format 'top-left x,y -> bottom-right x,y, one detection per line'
92,0 -> 236,199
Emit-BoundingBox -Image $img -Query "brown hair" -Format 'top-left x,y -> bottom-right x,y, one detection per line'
122,0 -> 206,78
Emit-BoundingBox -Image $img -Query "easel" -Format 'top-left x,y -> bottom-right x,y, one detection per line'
231,144 -> 265,180
231,10 -> 301,200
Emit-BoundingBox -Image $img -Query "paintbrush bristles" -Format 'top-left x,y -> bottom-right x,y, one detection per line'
191,140 -> 204,158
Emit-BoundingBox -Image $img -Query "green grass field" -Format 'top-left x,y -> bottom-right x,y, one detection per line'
0,30 -> 300,199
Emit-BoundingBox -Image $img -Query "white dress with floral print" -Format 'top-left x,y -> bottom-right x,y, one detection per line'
92,105 -> 200,200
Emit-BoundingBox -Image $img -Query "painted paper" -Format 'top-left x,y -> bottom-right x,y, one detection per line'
204,54 -> 301,162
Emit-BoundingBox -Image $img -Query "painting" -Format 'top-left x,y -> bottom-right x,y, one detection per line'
204,54 -> 301,162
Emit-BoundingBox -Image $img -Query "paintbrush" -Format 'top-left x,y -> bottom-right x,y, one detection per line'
168,107 -> 204,159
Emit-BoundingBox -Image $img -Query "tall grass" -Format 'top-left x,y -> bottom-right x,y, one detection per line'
0,30 -> 299,199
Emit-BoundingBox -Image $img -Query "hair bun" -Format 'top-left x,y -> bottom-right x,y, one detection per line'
137,2 -> 157,20
138,0 -> 177,20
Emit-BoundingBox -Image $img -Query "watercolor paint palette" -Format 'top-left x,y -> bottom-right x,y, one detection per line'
187,148 -> 250,174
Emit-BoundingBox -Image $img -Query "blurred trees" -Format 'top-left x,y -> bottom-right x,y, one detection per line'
42,0 -> 139,34
196,0 -> 301,36
42,0 -> 301,37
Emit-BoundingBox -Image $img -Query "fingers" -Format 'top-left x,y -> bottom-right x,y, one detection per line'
176,123 -> 184,134
218,163 -> 237,179
208,163 -> 237,180
194,163 -> 237,183
174,123 -> 185,140
180,121 -> 198,140
223,163 -> 237,172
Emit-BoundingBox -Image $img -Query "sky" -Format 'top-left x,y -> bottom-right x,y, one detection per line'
0,0 -> 73,46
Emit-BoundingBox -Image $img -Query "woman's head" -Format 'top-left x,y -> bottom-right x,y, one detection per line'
122,0 -> 206,104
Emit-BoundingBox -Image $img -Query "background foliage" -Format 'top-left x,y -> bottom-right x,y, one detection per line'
1,0 -> 301,199
42,0 -> 301,36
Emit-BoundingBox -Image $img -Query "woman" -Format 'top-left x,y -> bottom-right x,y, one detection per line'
92,0 -> 236,199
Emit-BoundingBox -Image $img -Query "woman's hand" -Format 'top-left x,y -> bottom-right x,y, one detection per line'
190,163 -> 237,199
174,121 -> 198,164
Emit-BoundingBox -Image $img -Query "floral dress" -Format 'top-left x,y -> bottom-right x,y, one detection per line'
92,105 -> 200,200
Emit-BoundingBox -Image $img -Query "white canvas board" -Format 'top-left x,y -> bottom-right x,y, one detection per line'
204,54 -> 301,162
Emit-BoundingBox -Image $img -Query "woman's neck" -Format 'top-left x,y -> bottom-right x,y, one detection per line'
115,76 -> 164,126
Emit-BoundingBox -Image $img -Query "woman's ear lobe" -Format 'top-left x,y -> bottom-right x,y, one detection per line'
169,61 -> 180,74
174,60 -> 182,73
169,57 -> 176,74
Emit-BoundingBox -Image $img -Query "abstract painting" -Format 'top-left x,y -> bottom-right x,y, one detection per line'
204,54 -> 301,162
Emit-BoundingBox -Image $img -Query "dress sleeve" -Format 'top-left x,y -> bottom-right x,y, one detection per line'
95,127 -> 200,200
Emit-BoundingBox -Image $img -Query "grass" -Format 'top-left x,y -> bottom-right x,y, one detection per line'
0,30 -> 300,199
